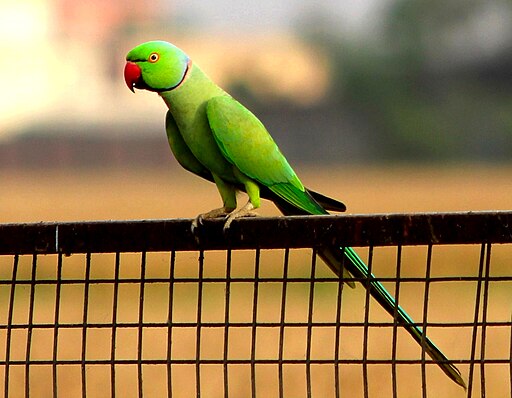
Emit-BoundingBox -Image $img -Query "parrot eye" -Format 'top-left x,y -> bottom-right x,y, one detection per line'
148,53 -> 159,63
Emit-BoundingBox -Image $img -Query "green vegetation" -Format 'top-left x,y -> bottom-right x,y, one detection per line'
296,0 -> 512,161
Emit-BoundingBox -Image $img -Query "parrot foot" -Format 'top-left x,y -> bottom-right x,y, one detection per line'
223,202 -> 258,232
191,206 -> 235,234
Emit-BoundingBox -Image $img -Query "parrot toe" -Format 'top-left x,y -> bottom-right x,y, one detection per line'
222,203 -> 258,233
191,206 -> 236,234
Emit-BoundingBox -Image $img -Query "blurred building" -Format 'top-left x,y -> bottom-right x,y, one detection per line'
0,0 -> 331,142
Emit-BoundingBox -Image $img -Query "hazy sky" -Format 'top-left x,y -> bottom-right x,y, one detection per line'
171,0 -> 386,34
0,0 -> 387,137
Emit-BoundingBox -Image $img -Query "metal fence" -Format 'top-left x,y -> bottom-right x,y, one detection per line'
1,212 -> 511,398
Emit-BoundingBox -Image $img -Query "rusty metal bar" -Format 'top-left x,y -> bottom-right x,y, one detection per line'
1,211 -> 512,255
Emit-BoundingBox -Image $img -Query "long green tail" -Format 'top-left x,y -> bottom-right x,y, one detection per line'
318,245 -> 466,389
273,189 -> 465,387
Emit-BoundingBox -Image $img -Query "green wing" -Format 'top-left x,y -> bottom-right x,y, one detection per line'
206,96 -> 326,215
165,111 -> 213,182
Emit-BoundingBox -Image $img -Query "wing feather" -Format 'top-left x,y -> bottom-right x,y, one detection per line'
206,96 -> 325,214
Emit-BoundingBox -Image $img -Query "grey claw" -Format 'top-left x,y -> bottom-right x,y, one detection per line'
222,218 -> 233,234
191,215 -> 203,235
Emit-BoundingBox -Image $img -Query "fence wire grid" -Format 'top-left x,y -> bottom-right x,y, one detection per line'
0,212 -> 511,398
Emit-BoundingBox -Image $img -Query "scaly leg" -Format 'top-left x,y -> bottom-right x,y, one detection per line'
223,170 -> 261,231
191,174 -> 237,232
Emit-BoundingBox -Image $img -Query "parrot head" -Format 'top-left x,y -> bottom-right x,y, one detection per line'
124,41 -> 190,93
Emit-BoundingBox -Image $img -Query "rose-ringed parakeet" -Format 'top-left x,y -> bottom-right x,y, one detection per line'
124,40 -> 466,389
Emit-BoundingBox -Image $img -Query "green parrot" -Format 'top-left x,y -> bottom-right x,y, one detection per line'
124,40 -> 466,389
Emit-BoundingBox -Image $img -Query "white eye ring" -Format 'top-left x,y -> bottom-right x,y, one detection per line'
148,53 -> 159,63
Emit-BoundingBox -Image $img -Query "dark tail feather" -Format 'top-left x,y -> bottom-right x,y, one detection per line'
272,188 -> 346,215
307,189 -> 346,212
319,245 -> 467,389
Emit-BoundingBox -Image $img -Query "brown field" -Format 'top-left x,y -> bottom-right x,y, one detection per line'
1,164 -> 512,223
1,165 -> 511,397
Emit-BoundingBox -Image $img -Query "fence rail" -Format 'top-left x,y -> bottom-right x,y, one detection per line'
1,211 -> 512,254
1,211 -> 511,398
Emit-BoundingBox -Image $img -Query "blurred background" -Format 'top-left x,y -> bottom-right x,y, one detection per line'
1,3 -> 510,397
1,0 -> 512,221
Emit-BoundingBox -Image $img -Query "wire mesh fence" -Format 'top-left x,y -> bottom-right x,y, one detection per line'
0,212 -> 511,397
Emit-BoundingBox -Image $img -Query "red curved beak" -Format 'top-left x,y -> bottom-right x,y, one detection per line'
124,62 -> 142,93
